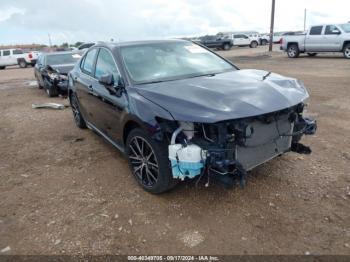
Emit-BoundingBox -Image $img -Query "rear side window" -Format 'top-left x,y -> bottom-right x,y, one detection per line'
3,50 -> 10,56
13,49 -> 23,55
309,26 -> 323,35
81,49 -> 97,75
94,48 -> 120,81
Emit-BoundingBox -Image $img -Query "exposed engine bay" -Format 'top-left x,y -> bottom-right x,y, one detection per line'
159,103 -> 317,188
44,65 -> 69,93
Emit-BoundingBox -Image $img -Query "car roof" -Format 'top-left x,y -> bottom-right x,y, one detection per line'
94,39 -> 189,49
43,51 -> 76,56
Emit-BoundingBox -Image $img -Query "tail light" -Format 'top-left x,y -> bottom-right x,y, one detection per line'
28,53 -> 33,59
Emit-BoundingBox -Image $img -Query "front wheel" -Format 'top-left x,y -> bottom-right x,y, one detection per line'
287,44 -> 300,58
0,66 -> 5,70
250,41 -> 258,48
307,53 -> 317,57
261,39 -> 268,45
343,43 -> 350,59
126,128 -> 177,194
46,86 -> 59,97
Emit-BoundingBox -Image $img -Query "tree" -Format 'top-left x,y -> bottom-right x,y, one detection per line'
61,42 -> 69,48
74,41 -> 84,47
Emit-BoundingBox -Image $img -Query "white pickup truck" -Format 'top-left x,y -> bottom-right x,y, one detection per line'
0,49 -> 40,69
281,23 -> 350,59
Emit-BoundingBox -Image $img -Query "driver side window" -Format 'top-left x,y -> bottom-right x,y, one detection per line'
325,25 -> 340,35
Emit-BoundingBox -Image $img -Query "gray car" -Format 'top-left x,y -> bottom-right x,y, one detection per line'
281,23 -> 350,58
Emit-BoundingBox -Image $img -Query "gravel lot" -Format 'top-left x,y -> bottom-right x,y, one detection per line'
0,46 -> 349,255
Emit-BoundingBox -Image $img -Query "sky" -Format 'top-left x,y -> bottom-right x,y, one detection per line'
0,0 -> 349,45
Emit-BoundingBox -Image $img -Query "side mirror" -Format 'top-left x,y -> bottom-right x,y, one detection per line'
332,29 -> 341,34
98,73 -> 114,86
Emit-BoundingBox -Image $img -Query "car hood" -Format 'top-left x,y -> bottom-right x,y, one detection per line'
134,69 -> 309,123
50,64 -> 75,75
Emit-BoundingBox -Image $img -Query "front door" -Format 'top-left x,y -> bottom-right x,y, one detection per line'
89,48 -> 128,144
323,25 -> 343,51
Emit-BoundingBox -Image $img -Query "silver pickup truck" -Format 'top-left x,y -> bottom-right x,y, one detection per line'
281,23 -> 350,59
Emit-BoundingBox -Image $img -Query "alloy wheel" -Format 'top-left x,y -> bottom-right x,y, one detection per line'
128,136 -> 159,187
345,47 -> 350,58
288,47 -> 296,57
71,96 -> 81,124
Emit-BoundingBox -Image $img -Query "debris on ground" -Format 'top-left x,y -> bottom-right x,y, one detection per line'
1,246 -> 11,253
32,103 -> 67,110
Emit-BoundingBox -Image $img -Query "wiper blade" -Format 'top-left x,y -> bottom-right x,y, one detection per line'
262,71 -> 272,81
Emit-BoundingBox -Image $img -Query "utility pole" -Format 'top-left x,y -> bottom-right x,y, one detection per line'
304,9 -> 307,31
269,0 -> 276,52
48,33 -> 52,47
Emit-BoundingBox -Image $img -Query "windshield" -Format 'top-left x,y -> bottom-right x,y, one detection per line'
46,53 -> 80,65
120,42 -> 235,84
340,24 -> 350,33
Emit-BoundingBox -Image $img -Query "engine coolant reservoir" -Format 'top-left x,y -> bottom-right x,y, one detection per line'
168,144 -> 206,180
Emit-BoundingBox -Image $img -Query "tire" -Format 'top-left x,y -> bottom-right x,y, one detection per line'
0,66 -> 5,70
287,44 -> 300,58
222,43 -> 231,50
126,128 -> 177,194
18,60 -> 27,68
250,41 -> 258,48
46,85 -> 59,97
261,39 -> 268,45
343,43 -> 350,59
70,93 -> 87,129
307,53 -> 317,57
35,76 -> 43,89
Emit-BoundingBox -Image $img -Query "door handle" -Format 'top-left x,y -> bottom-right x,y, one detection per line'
88,84 -> 93,91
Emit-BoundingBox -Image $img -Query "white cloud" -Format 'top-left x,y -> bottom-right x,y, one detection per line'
0,0 -> 349,44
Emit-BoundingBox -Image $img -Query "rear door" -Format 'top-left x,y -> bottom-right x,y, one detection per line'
90,48 -> 128,144
305,26 -> 324,51
74,48 -> 98,124
323,25 -> 342,51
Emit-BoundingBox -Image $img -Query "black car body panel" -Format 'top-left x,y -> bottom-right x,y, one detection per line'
134,69 -> 308,123
68,40 -> 316,191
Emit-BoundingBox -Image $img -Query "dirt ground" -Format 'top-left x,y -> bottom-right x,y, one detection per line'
0,47 -> 349,255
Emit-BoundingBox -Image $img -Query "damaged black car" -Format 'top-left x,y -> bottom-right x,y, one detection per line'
68,40 -> 317,193
35,51 -> 82,97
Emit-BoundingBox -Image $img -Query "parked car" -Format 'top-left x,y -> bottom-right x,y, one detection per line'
281,24 -> 350,58
0,49 -> 38,69
34,51 -> 82,97
221,33 -> 259,48
198,35 -> 233,50
68,40 -> 316,193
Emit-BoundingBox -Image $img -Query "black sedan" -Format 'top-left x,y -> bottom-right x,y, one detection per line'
35,51 -> 81,97
68,40 -> 316,194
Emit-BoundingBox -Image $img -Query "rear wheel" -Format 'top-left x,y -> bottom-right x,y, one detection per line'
343,43 -> 350,59
70,93 -> 87,129
222,43 -> 231,50
126,128 -> 177,194
250,41 -> 258,48
307,53 -> 317,57
287,44 -> 300,58
18,60 -> 27,68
